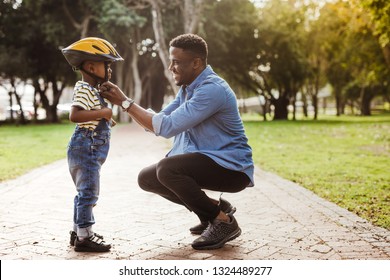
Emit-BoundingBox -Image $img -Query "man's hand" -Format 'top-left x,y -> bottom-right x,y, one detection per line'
99,81 -> 127,106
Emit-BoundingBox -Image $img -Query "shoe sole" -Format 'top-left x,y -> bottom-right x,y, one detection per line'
191,227 -> 241,250
190,207 -> 237,235
190,229 -> 206,235
74,246 -> 111,252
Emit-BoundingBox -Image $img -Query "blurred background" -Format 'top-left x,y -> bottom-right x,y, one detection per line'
0,0 -> 389,124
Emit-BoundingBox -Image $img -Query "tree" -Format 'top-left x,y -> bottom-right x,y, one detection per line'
358,0 -> 390,68
203,0 -> 260,99
21,0 -> 79,123
301,1 -> 329,120
318,0 -> 390,116
255,0 -> 309,120
0,1 -> 27,123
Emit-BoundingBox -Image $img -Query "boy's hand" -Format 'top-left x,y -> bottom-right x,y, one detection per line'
100,107 -> 113,121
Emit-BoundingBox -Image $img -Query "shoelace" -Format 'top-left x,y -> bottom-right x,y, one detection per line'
202,221 -> 223,239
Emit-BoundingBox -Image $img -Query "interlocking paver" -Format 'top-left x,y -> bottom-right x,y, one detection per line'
0,122 -> 389,260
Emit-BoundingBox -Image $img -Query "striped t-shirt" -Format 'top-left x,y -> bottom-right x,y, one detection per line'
71,81 -> 106,130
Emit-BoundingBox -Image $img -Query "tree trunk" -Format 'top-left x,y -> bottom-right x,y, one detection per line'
312,95 -> 318,120
334,87 -> 342,116
149,0 -> 178,94
62,0 -> 91,38
261,94 -> 267,121
10,79 -> 26,124
272,96 -> 289,120
183,0 -> 204,33
46,105 -> 59,123
302,92 -> 308,118
8,91 -> 14,122
291,92 -> 297,121
131,33 -> 142,104
360,89 -> 372,116
34,79 -> 51,122
33,91 -> 39,122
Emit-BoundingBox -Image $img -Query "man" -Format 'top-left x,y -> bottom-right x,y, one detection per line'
100,34 -> 254,250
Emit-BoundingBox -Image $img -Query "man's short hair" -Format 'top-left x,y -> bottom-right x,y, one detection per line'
169,34 -> 208,61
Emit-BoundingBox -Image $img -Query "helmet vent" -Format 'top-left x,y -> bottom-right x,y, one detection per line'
92,44 -> 105,53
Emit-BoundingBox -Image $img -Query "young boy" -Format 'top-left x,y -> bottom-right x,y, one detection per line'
62,37 -> 124,252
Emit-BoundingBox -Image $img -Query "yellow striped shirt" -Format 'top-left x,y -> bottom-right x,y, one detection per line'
71,81 -> 103,130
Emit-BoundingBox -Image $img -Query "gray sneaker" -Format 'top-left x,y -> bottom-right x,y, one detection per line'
189,197 -> 237,235
191,213 -> 241,250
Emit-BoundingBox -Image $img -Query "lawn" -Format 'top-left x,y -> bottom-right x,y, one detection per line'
244,113 -> 390,230
0,122 -> 75,182
0,114 -> 389,230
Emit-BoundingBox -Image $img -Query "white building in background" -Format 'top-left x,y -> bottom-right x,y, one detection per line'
237,96 -> 264,114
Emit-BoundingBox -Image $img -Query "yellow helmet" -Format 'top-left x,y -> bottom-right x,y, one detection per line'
62,37 -> 123,69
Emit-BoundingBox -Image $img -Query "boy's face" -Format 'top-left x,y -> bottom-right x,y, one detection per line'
84,61 -> 112,81
94,61 -> 112,81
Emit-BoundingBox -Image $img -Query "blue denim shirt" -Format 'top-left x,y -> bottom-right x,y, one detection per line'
152,65 -> 254,187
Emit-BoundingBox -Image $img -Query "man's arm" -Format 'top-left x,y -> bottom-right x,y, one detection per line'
99,81 -> 155,132
126,103 -> 155,132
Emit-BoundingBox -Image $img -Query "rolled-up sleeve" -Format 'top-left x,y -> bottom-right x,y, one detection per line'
152,112 -> 165,136
153,82 -> 225,139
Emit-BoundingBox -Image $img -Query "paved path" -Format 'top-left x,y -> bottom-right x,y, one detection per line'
0,123 -> 389,260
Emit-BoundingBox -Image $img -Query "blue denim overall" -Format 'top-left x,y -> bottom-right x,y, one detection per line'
67,93 -> 111,237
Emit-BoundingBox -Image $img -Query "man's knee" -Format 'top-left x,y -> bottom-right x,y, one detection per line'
155,157 -> 177,184
137,165 -> 156,192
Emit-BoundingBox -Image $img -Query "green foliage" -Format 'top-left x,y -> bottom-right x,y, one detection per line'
203,0 -> 260,95
360,0 -> 390,47
253,0 -> 312,119
244,113 -> 390,229
98,0 -> 147,42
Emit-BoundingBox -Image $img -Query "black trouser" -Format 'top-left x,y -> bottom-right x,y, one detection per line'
138,153 -> 250,222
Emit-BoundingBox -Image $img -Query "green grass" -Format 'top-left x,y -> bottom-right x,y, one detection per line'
244,113 -> 390,230
0,123 -> 75,182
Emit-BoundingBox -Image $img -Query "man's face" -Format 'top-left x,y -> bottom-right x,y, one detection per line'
168,47 -> 197,86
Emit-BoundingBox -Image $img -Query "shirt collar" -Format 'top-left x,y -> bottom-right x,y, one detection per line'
184,65 -> 214,93
75,80 -> 97,92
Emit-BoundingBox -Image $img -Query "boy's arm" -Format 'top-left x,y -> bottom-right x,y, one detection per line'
69,106 -> 112,123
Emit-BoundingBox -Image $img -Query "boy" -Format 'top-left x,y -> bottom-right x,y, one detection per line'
62,37 -> 123,252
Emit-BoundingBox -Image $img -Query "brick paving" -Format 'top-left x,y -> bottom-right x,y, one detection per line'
0,123 -> 389,260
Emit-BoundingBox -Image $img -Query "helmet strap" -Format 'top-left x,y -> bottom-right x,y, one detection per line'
80,62 -> 105,87
104,61 -> 109,82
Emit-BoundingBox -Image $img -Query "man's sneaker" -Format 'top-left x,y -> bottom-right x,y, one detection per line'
189,197 -> 237,234
189,221 -> 209,235
74,235 -> 111,252
191,213 -> 241,250
69,231 -> 105,246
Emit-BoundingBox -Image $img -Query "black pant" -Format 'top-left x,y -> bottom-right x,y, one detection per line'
138,153 -> 250,221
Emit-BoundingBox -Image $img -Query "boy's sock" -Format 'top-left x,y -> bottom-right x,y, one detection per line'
77,226 -> 93,240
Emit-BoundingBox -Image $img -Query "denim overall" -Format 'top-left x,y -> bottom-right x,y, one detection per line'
67,92 -> 111,236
